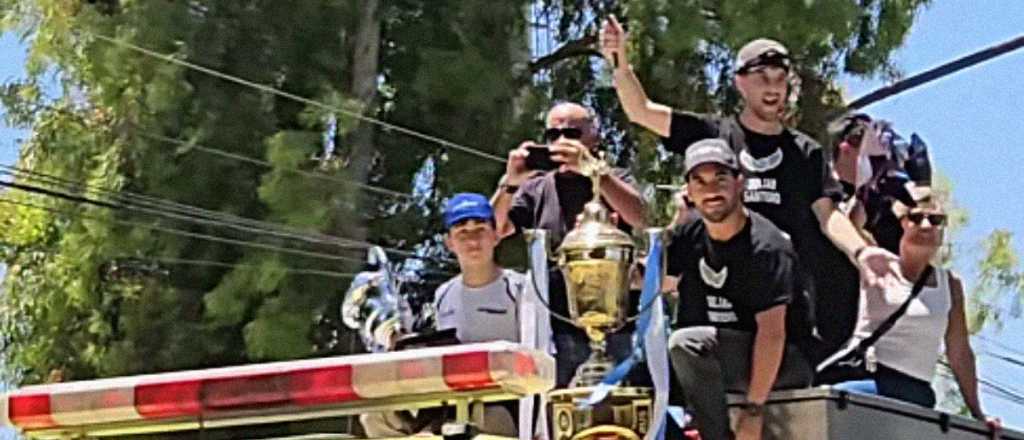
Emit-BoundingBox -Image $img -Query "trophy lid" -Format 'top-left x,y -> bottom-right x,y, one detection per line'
558,201 -> 634,254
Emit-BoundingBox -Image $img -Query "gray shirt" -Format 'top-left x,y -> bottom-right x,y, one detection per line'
434,269 -> 526,343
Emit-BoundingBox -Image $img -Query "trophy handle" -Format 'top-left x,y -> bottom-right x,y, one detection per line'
524,228 -> 577,327
624,228 -> 669,323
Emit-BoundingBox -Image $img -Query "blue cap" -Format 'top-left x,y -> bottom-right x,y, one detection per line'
443,193 -> 495,229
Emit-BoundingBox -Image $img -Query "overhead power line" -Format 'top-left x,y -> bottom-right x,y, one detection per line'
136,131 -> 414,201
0,167 -> 371,251
116,257 -> 360,280
0,164 -> 445,263
91,33 -> 505,164
845,34 -> 1024,112
938,361 -> 1024,408
0,196 -> 365,265
980,349 -> 1024,370
977,334 -> 1024,359
0,239 -> 360,281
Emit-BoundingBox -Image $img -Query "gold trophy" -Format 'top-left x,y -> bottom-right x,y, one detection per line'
558,195 -> 635,387
530,150 -> 655,440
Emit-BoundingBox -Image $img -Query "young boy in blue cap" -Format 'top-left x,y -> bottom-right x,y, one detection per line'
361,193 -> 524,437
434,192 -> 526,344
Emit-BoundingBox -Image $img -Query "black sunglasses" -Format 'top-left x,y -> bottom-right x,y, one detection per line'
906,212 -> 947,226
543,127 -> 583,143
738,51 -> 792,75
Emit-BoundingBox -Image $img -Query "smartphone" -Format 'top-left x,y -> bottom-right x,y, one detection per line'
525,145 -> 558,171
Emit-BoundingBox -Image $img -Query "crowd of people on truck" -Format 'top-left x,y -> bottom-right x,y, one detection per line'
361,14 -> 1000,440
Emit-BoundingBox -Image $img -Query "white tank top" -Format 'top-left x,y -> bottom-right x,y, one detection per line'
854,267 -> 952,381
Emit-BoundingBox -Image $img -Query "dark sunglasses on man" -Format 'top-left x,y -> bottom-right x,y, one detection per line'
906,212 -> 947,226
543,127 -> 583,143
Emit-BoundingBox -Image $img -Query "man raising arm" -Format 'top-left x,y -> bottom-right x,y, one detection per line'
601,16 -> 897,356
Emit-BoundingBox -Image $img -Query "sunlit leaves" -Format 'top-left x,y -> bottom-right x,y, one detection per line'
968,230 -> 1024,332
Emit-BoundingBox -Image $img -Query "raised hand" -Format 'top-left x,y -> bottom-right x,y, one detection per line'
504,141 -> 535,187
856,246 -> 903,288
549,138 -> 587,175
599,15 -> 627,69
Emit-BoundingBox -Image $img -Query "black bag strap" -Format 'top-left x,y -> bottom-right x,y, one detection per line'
856,265 -> 935,350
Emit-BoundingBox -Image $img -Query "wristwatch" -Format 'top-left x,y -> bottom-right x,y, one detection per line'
497,175 -> 519,195
853,245 -> 868,260
741,402 -> 765,417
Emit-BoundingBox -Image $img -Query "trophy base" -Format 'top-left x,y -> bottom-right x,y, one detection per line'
569,352 -> 616,388
548,386 -> 653,440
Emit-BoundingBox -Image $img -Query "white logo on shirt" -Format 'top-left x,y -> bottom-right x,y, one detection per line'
740,148 -> 784,172
744,177 -> 782,205
706,296 -> 738,323
707,296 -> 734,309
708,311 -> 739,323
699,257 -> 728,289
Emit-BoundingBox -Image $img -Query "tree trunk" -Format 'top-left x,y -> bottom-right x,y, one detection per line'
339,0 -> 380,244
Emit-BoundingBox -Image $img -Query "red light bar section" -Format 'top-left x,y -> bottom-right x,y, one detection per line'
289,365 -> 358,406
8,394 -> 56,430
135,380 -> 202,419
3,342 -> 554,434
134,365 -> 358,419
513,351 -> 538,377
443,351 -> 494,391
203,373 -> 292,410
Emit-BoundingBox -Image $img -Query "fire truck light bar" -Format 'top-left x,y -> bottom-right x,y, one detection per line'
0,342 -> 554,437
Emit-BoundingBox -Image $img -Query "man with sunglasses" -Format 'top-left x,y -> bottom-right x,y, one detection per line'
491,102 -> 646,387
600,16 -> 898,359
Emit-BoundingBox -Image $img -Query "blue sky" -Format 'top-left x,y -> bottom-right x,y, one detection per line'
0,0 -> 1023,432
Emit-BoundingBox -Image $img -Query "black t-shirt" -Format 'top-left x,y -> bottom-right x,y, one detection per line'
508,168 -> 638,333
664,112 -> 859,355
509,168 -> 636,246
667,212 -> 815,352
663,111 -> 843,254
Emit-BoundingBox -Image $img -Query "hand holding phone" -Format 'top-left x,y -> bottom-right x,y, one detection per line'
525,145 -> 558,171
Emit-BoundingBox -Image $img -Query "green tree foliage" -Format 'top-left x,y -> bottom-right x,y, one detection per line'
0,0 -> 932,392
968,230 -> 1024,332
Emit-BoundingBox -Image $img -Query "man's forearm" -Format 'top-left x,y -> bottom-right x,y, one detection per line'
599,173 -> 646,229
817,199 -> 869,258
747,326 -> 785,404
612,66 -> 671,137
612,66 -> 649,123
491,186 -> 516,239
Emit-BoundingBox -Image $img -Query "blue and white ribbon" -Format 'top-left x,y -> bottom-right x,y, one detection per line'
583,231 -> 669,440
521,230 -> 552,440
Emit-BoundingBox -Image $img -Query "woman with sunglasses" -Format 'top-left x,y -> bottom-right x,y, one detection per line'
834,186 -> 1000,430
